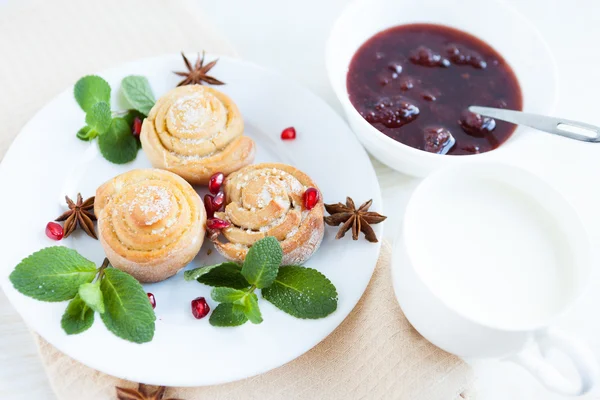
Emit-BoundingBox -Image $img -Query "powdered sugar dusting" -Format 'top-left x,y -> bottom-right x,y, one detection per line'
127,185 -> 171,226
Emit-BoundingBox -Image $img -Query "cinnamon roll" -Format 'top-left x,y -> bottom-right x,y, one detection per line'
211,163 -> 324,265
95,169 -> 206,283
140,85 -> 256,185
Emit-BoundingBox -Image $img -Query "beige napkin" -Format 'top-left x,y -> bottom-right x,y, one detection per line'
0,0 -> 475,398
36,242 -> 475,400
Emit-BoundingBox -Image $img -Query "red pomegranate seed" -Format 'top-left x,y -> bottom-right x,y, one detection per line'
206,218 -> 230,230
147,293 -> 156,309
132,117 -> 142,138
208,172 -> 224,194
204,194 -> 215,218
191,297 -> 210,319
281,127 -> 296,140
212,191 -> 225,210
303,187 -> 320,210
45,222 -> 64,241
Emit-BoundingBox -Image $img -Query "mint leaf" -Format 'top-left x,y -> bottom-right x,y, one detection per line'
9,247 -> 97,302
211,287 -> 246,303
97,117 -> 138,164
61,294 -> 94,335
240,292 -> 262,324
76,126 -> 98,141
184,263 -> 230,281
85,102 -> 112,135
241,237 -> 282,289
121,76 -> 155,116
100,268 -> 155,343
262,266 -> 338,319
185,262 -> 250,289
209,303 -> 248,327
78,282 -> 105,314
122,109 -> 145,127
74,75 -> 111,113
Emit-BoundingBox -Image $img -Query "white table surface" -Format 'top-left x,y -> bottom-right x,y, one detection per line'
2,0 -> 600,398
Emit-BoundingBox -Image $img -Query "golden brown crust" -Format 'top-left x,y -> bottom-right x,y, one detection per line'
140,85 -> 256,185
95,169 -> 206,282
211,163 -> 324,264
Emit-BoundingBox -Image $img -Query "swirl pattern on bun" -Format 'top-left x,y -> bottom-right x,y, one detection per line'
211,163 -> 324,265
95,169 -> 206,282
140,85 -> 255,185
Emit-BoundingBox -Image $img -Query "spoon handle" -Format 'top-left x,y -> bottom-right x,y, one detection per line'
469,106 -> 600,143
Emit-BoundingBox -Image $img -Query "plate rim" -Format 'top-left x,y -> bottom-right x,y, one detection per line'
0,53 -> 384,386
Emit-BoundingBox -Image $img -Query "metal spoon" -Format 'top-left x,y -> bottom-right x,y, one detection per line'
469,106 -> 600,143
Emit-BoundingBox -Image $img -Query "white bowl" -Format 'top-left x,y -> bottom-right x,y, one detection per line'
326,0 -> 559,177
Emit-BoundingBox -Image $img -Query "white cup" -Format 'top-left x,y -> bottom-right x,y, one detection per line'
392,163 -> 599,395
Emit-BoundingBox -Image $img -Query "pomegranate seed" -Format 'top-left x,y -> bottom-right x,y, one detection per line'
303,187 -> 320,210
208,172 -> 224,194
147,293 -> 156,309
191,297 -> 210,319
212,191 -> 225,210
45,222 -> 64,241
206,218 -> 230,230
281,127 -> 296,140
132,117 -> 142,138
204,194 -> 215,218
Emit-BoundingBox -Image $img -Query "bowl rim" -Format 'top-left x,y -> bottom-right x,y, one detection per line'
325,0 -> 560,162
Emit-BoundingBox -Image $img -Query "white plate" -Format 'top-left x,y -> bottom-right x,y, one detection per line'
0,54 -> 382,386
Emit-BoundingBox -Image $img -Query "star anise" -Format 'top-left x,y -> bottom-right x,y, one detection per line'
324,197 -> 387,243
55,194 -> 97,239
174,51 -> 225,86
116,384 -> 183,400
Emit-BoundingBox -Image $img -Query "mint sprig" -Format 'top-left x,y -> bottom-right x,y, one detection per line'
209,303 -> 248,327
184,262 -> 249,289
121,76 -> 156,116
9,248 -> 155,343
73,74 -> 156,164
61,294 -> 94,335
9,247 -> 97,301
100,268 -> 155,344
241,236 -> 282,288
185,237 -> 338,327
98,118 -> 139,164
74,75 -> 111,113
262,266 -> 338,319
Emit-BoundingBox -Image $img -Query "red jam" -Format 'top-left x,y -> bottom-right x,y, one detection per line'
347,24 -> 523,155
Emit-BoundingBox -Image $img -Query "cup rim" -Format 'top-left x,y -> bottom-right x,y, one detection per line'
325,0 -> 560,167
398,162 -> 591,332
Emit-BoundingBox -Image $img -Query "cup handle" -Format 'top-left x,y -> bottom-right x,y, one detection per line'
508,328 -> 599,395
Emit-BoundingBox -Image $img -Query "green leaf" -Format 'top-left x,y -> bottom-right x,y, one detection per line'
121,76 -> 156,116
241,237 -> 282,289
74,75 -> 111,113
240,292 -> 262,324
121,110 -> 145,150
209,303 -> 248,327
211,287 -> 246,303
184,263 -> 230,281
76,126 -> 98,141
85,102 -> 112,135
100,268 -> 155,343
78,282 -> 105,314
185,262 -> 250,289
9,247 -> 97,302
61,294 -> 95,335
262,266 -> 338,319
97,117 -> 138,164
122,109 -> 145,127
